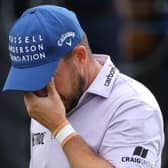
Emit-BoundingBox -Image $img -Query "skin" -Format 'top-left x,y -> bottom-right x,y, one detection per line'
24,43 -> 115,168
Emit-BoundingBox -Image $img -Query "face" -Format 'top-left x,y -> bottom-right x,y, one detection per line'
54,58 -> 86,112
34,56 -> 86,113
34,45 -> 89,112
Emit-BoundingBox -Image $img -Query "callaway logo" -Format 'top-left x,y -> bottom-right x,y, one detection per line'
57,32 -> 75,47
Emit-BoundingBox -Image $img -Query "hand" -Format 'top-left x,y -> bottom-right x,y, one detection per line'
24,77 -> 67,133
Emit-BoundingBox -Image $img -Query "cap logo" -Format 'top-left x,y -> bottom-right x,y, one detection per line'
8,34 -> 46,67
57,32 -> 75,47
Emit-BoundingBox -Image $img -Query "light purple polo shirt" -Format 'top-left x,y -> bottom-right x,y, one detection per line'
30,55 -> 164,168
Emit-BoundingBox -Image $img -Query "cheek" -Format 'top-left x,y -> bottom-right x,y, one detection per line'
55,76 -> 70,94
55,74 -> 77,97
55,61 -> 80,97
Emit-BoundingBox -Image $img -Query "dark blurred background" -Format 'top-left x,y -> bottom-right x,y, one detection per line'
0,0 -> 167,167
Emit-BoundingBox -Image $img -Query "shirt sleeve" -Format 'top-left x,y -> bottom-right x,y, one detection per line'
99,99 -> 164,168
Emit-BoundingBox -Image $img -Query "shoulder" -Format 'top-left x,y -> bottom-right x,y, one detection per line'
105,72 -> 164,131
111,72 -> 160,111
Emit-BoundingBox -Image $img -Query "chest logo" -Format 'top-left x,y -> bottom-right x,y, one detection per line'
32,132 -> 46,146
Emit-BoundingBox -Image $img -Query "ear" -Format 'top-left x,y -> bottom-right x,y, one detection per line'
72,45 -> 88,65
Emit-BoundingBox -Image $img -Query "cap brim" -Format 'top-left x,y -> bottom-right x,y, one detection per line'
3,61 -> 58,92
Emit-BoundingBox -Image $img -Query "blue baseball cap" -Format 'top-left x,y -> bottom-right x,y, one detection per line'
3,5 -> 84,91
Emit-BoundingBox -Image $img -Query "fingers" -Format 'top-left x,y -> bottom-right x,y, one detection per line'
47,77 -> 57,97
24,91 -> 36,99
24,92 -> 36,104
24,77 -> 57,102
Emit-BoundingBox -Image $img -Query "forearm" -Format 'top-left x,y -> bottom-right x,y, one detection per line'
63,135 -> 115,168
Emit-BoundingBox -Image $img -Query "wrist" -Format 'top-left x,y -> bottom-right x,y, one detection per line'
53,122 -> 78,147
52,119 -> 69,136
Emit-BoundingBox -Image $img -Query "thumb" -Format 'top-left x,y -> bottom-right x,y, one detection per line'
47,77 -> 56,97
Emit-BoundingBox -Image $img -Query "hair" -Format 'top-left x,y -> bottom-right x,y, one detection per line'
80,32 -> 92,55
63,32 -> 92,61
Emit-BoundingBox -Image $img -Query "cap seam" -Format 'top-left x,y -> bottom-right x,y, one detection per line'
49,9 -> 66,33
34,10 -> 51,45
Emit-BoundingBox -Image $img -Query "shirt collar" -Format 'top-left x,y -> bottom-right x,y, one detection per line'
67,54 -> 119,116
86,54 -> 119,98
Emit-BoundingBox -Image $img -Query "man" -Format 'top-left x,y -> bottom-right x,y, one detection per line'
3,5 -> 164,168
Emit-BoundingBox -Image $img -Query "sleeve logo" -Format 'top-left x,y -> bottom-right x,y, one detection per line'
121,146 -> 155,168
133,146 -> 148,158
